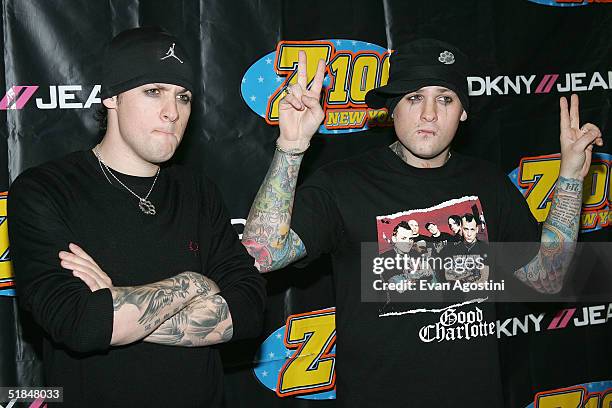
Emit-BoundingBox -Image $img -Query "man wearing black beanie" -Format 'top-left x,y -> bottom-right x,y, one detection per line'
9,27 -> 265,407
242,39 -> 603,406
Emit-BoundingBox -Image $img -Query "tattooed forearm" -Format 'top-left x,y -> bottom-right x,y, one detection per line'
546,179 -> 583,236
242,150 -> 307,272
144,294 -> 233,347
515,176 -> 582,293
109,271 -> 219,345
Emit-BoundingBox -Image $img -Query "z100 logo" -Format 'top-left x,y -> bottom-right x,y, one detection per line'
0,192 -> 14,297
241,40 -> 392,134
509,152 -> 612,233
253,308 -> 336,399
527,381 -> 612,407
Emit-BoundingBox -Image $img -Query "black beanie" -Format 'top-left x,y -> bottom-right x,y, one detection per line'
101,27 -> 195,99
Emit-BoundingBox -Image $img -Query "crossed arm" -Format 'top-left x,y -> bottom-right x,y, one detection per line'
144,294 -> 233,346
60,243 -> 233,346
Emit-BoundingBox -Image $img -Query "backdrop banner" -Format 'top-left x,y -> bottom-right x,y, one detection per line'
1,1 -> 611,407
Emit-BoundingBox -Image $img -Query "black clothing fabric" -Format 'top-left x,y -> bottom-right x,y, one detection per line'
291,146 -> 539,407
450,231 -> 463,242
426,230 -> 455,255
8,150 -> 266,408
428,231 -> 454,245
440,239 -> 490,283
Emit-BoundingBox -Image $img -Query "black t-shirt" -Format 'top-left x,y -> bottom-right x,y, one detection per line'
427,231 -> 454,254
440,239 -> 490,283
291,146 -> 539,407
8,150 -> 266,408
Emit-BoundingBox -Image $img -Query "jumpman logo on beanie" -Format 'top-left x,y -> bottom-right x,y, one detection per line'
161,43 -> 184,64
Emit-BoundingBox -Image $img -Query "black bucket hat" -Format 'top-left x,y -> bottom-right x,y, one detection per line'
365,39 -> 469,113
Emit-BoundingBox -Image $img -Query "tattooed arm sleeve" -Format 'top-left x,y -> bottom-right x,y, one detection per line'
144,294 -> 233,347
242,150 -> 307,272
109,271 -> 219,345
514,176 -> 583,293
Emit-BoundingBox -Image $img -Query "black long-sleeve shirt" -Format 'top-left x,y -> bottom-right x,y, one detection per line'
8,150 -> 266,407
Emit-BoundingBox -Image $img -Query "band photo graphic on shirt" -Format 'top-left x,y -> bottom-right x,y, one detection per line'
375,196 -> 489,287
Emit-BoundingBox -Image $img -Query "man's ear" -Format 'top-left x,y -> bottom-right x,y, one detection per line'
460,110 -> 468,122
103,96 -> 118,109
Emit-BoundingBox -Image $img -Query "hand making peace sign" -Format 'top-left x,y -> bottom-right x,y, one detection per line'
559,94 -> 604,180
277,51 -> 326,153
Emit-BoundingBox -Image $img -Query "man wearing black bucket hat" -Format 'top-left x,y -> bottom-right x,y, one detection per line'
242,38 -> 602,406
9,27 -> 265,407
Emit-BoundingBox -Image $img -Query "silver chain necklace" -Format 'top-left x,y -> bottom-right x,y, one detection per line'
93,146 -> 160,215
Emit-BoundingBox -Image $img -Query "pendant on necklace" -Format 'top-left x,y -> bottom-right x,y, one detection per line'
139,199 -> 156,215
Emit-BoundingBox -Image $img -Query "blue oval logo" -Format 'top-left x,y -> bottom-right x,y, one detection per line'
241,40 -> 392,134
252,308 -> 337,400
527,0 -> 589,7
